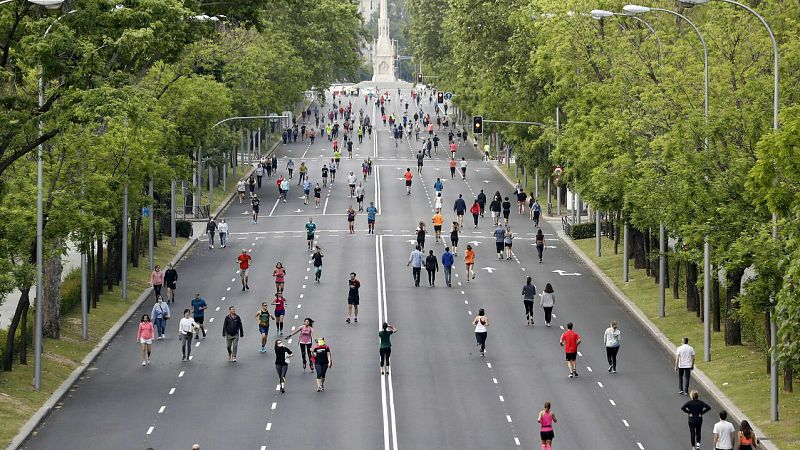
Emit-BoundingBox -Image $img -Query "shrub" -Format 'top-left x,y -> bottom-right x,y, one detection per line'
570,222 -> 598,239
60,269 -> 81,314
176,220 -> 193,238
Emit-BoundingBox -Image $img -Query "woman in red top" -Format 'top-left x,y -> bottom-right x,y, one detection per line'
470,200 -> 481,228
273,262 -> 286,294
271,293 -> 287,335
136,314 -> 155,366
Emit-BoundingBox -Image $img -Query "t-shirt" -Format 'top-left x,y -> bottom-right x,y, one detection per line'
314,187 -> 322,197
676,344 -> 695,368
322,167 -> 329,176
348,174 -> 357,185
274,345 -> 293,365
366,206 -> 378,220
404,171 -> 413,181
251,198 -> 260,209
713,420 -> 736,449
561,330 -> 581,353
502,201 -> 511,212
432,214 -> 444,226
273,297 -> 286,312
494,227 -> 506,242
348,279 -> 360,300
312,253 -> 323,267
378,330 -> 393,349
306,222 -> 317,235
237,253 -> 251,270
191,298 -> 207,318
312,345 -> 330,366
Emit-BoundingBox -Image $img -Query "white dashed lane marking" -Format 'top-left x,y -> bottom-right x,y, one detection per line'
146,426 -> 154,435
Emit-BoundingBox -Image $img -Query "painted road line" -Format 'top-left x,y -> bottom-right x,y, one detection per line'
637,443 -> 644,450
269,198 -> 280,216
322,197 -> 329,215
158,406 -> 165,414
493,378 -> 498,384
598,382 -> 604,388
586,366 -> 592,372
146,426 -> 154,435
178,371 -> 184,378
609,399 -> 616,406
271,402 -> 277,410
506,415 -> 512,423
168,388 -> 175,395
514,437 -> 520,446
266,423 -> 272,431
499,395 -> 504,402
622,419 -> 630,427
209,317 -> 214,323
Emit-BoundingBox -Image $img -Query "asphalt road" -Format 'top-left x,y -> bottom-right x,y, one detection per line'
22,88 -> 726,450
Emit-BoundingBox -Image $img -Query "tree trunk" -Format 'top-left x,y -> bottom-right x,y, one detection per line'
96,234 -> 104,302
686,262 -> 699,312
673,259 -> 681,299
3,287 -> 31,371
42,247 -> 63,339
106,233 -> 114,292
132,216 -> 141,268
89,240 -> 96,308
712,277 -> 721,332
724,267 -> 743,346
631,228 -> 647,269
664,251 -> 670,289
644,229 -> 652,277
784,364 -> 793,393
765,310 -> 772,375
19,297 -> 28,365
613,212 -> 620,255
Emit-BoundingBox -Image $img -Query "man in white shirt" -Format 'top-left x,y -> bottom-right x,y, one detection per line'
675,337 -> 696,395
712,410 -> 736,450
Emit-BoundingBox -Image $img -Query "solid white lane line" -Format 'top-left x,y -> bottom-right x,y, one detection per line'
609,399 -> 616,406
322,197 -> 329,215
622,419 -> 630,427
169,388 -> 175,395
269,198 -> 280,216
376,236 -> 390,450
158,406 -> 165,414
146,426 -> 154,435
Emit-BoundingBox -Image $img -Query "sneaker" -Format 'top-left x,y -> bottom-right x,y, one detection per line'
612,369 -> 617,373
162,334 -> 167,339
679,390 -> 685,395
573,371 -> 579,377
317,387 -> 322,392
142,361 -> 147,366
182,356 -> 187,361
260,347 -> 266,353
569,373 -> 574,378
608,365 -> 613,372
232,356 -> 237,362
354,317 -> 358,323
242,287 -> 246,291
546,323 -> 551,327
246,284 -> 250,290
381,370 -> 384,375
280,386 -> 285,393
346,318 -> 351,324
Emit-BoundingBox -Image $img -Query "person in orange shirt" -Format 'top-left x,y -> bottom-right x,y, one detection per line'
449,158 -> 457,179
432,212 -> 444,242
464,244 -> 476,281
404,168 -> 413,195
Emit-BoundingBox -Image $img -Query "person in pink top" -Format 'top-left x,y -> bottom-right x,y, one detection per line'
287,317 -> 314,372
136,314 -> 155,366
150,265 -> 164,300
537,401 -> 557,450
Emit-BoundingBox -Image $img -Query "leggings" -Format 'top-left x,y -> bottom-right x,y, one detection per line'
537,243 -> 544,261
153,284 -> 162,298
524,300 -> 534,321
606,346 -> 619,370
475,332 -> 487,352
427,269 -> 436,285
472,214 -> 479,227
380,347 -> 392,367
543,306 -> 553,324
688,421 -> 703,447
276,364 -> 288,380
181,332 -> 193,358
300,343 -> 312,366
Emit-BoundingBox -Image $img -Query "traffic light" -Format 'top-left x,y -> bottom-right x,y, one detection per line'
473,115 -> 483,135
417,72 -> 424,84
437,91 -> 444,104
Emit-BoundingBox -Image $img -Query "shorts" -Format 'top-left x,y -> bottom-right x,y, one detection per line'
193,316 -> 204,324
304,190 -> 310,195
348,296 -> 360,306
434,225 -> 442,232
491,211 -> 499,218
405,180 -> 412,186
140,338 -> 153,345
565,352 -> 577,361
357,195 -> 364,202
252,207 -> 259,214
368,218 -> 375,224
349,184 -> 356,189
314,265 -> 322,273
275,310 -> 285,317
166,282 -> 177,290
307,234 -> 315,241
540,431 -> 554,441
504,242 -> 512,248
496,242 -> 504,253
240,268 -> 250,277
259,325 -> 270,335
315,363 -> 328,379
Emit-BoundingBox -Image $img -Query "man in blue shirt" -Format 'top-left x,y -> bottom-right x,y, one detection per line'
442,247 -> 455,287
494,225 -> 506,260
366,202 -> 378,234
433,178 -> 443,194
453,194 -> 467,228
191,293 -> 208,338
305,218 -> 317,251
407,245 -> 424,287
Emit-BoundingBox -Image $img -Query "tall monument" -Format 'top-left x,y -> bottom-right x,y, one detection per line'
372,0 -> 396,82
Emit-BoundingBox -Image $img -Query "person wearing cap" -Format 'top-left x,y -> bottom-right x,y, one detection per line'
311,337 -> 333,392
255,302 -> 275,353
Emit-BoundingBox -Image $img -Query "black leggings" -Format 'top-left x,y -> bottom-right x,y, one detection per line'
300,343 -> 312,366
473,214 -> 479,226
688,421 -> 703,447
543,306 -> 553,324
524,300 -> 534,321
606,346 -> 619,370
276,364 -> 288,380
380,347 -> 392,367
475,332 -> 487,352
427,269 -> 436,285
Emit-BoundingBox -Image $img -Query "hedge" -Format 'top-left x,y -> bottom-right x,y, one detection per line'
570,222 -> 598,239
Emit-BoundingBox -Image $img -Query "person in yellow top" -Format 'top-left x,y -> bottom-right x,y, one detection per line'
464,244 -> 476,281
432,212 -> 444,242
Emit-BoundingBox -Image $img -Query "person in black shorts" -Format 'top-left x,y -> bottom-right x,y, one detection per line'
312,337 -> 332,392
345,272 -> 360,323
314,183 -> 322,208
251,194 -> 260,223
321,165 -> 329,187
502,196 -> 512,225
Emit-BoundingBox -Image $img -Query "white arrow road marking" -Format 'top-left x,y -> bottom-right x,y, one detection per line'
482,180 -> 490,184
468,241 -> 480,246
482,267 -> 496,273
552,269 -> 582,276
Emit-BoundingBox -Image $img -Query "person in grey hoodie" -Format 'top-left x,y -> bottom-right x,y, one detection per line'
522,276 -> 537,326
151,297 -> 171,339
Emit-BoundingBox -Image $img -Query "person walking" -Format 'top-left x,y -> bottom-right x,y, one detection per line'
736,420 -> 758,450
355,183 -> 365,211
178,308 -> 198,362
432,212 -> 444,243
151,296 -> 170,339
298,162 -> 308,185
681,390 -> 712,450
287,318 -> 314,372
366,202 -> 378,234
470,199 -> 480,228
218,219 -> 229,248
472,309 -> 488,357
136,314 -> 154,366
535,229 -> 545,263
346,272 -> 361,323
425,250 -> 439,287
237,178 -> 246,203
713,410 -> 736,450
272,292 -> 287,335
150,265 -> 164,299
459,157 -> 467,179
442,247 -> 454,287
164,263 -> 178,304
449,222 -> 460,255
273,262 -> 286,294
286,159 -> 295,179
675,337 -> 696,395
532,199 -> 541,227
494,224 -> 506,260
604,321 -> 621,373
306,218 -> 316,251
490,195 -> 502,226
415,221 -> 427,249
346,205 -> 356,234
465,244 -> 476,281
312,337 -> 333,392
502,196 -> 512,225
453,194 -> 467,227
347,171 -> 357,197
540,283 -> 556,327
303,178 -> 312,205
407,245 -> 424,287
560,322 -> 582,378
190,293 -> 208,338
274,339 -> 293,393
223,306 -> 244,362
314,183 -> 322,208
255,302 -> 275,354
256,163 -> 264,188
248,174 -> 256,197
537,401 -> 557,450
237,249 -> 251,291
449,158 -> 457,179
504,226 -> 514,260
279,177 -> 289,203
522,277 -> 536,326
312,246 -> 324,282
434,192 -> 443,213
379,322 -> 397,375
205,217 -> 218,249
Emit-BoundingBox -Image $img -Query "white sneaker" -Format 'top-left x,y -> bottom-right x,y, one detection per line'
141,361 -> 146,366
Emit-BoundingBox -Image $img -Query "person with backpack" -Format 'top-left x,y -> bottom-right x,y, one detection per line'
150,296 -> 170,339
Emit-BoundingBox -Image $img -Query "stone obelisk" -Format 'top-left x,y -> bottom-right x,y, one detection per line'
372,0 -> 396,82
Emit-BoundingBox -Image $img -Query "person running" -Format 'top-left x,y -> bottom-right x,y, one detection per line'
150,265 -> 164,299
205,218 -> 217,249
407,245 -> 424,287
490,195 -> 502,226
442,247 -> 454,287
604,320 -> 621,373
346,272 -> 361,323
223,306 -> 244,362
303,178 -> 312,205
178,308 -> 198,362
288,318 -> 314,372
504,226 -> 514,260
538,402 -> 557,450
346,206 -> 356,234
675,337 -> 696,395
472,309 -> 488,357
477,190 -> 487,217
449,158 -> 457,179
453,194 -> 467,227
151,296 -> 170,339
255,302 -> 275,353
460,157 -> 467,179
713,410 -> 736,450
286,159 -> 295,179
470,199 -> 481,228
465,244 -> 476,281
449,222 -> 460,255
256,163 -> 264,188
416,151 -> 424,174
502,196 -> 512,225
432,212 -> 444,242
280,178 -> 289,203
274,339 -> 293,393
355,183 -> 365,211
362,159 -> 370,181
376,322 -> 399,375
218,218 -> 229,248
450,142 -> 457,160
535,229 -> 545,263
136,314 -> 154,366
681,390 -> 712,450
366,202 -> 378,234
329,160 -> 337,184
164,263 -> 178,304
560,322 -> 582,378
237,178 -> 246,203
314,183 -> 322,208
312,246 -> 323,282
494,224 -> 506,260
347,171 -> 357,197
321,164 -> 329,187
273,262 -> 286,294
540,283 -> 556,326
272,292 -> 287,335
522,277 -> 536,326
306,218 -> 317,250
736,420 -> 757,450
532,198 -> 542,227
415,221 -> 427,249
251,194 -> 260,223
425,250 -> 439,287
237,249 -> 251,291
404,168 -> 413,195
312,337 -> 332,392
298,162 -> 307,185
190,293 -> 208,338
248,175 -> 256,197
517,189 -> 527,214
433,177 -> 444,195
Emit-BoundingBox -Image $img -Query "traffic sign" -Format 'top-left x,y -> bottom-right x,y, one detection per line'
141,207 -> 149,217
444,92 -> 453,100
